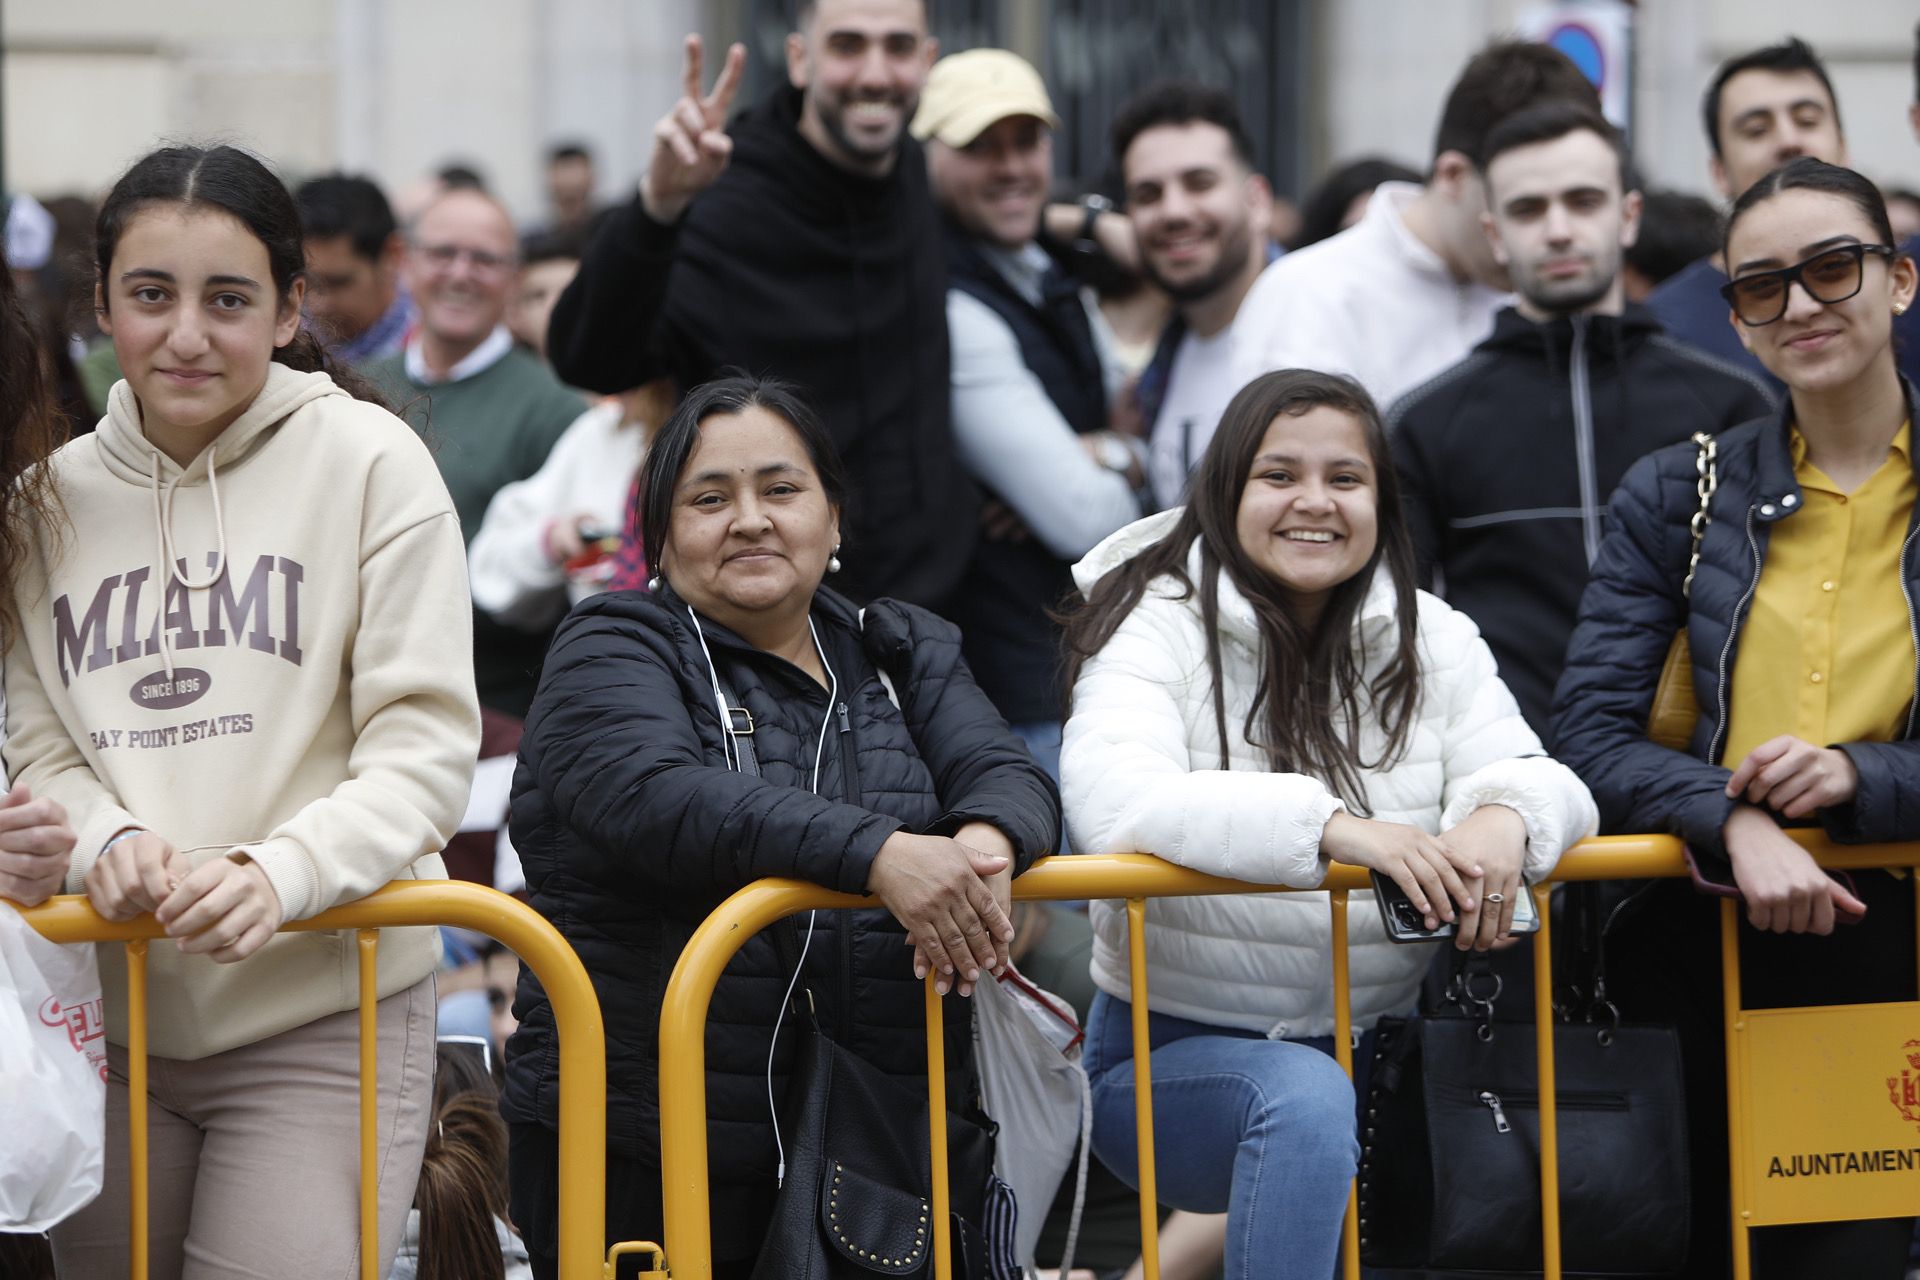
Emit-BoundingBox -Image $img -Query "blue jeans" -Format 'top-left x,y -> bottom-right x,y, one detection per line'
1083,991 -> 1361,1280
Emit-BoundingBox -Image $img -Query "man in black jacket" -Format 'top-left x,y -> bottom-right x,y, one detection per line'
545,0 -> 975,608
1390,102 -> 1774,745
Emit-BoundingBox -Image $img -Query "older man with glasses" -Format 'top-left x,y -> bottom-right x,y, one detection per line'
365,187 -> 587,718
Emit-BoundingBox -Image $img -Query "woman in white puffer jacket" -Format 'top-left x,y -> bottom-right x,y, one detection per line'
1058,369 -> 1597,1279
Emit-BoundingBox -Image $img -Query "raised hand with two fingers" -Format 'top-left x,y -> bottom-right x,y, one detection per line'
641,34 -> 748,225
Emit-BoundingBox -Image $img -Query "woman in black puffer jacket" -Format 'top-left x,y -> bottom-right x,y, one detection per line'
1555,159 -> 1920,1279
501,375 -> 1058,1279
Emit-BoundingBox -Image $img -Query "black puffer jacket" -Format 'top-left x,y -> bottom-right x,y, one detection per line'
1390,305 -> 1774,742
501,585 -> 1058,1185
1552,382 -> 1920,875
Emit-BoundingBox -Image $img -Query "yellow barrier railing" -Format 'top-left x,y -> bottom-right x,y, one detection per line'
19,881 -> 610,1280
656,832 -> 1920,1280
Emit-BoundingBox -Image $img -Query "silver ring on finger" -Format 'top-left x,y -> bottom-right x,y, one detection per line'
1484,892 -> 1505,904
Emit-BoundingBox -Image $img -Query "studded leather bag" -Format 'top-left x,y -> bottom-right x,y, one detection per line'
711,674 -> 1001,1279
747,918 -> 1000,1280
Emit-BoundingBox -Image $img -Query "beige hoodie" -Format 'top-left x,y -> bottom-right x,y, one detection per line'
5,364 -> 481,1058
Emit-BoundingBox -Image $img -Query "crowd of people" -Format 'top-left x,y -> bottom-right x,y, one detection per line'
4,1 -> 1920,1278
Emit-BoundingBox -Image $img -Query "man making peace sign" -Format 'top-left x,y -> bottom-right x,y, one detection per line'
547,0 -> 978,610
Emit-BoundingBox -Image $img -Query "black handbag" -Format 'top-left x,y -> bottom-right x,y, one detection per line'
748,958 -> 1000,1280
709,674 -> 1002,1278
1358,941 -> 1690,1278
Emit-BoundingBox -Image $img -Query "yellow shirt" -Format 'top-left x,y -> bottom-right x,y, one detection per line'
1723,422 -> 1917,767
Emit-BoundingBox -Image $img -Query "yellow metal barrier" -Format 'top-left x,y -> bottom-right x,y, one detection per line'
19,881 -> 610,1280
657,833 -> 1920,1280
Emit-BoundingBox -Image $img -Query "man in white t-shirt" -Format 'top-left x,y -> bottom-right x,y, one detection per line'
1113,83 -> 1276,509
1230,40 -> 1601,409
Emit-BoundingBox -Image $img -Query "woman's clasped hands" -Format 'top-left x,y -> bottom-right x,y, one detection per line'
87,829 -> 285,963
867,821 -> 1016,998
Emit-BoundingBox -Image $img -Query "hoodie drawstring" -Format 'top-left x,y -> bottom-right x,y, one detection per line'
146,447 -> 230,679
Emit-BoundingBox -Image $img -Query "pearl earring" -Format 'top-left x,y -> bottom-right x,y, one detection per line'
1898,303 -> 1910,316
828,546 -> 843,575
646,575 -> 661,592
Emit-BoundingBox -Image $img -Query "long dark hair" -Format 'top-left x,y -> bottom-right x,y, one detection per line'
93,144 -> 390,409
637,373 -> 850,583
411,1042 -> 510,1280
0,267 -> 70,647
1059,369 -> 1422,812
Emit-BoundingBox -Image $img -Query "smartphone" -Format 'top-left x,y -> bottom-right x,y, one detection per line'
1370,871 -> 1538,943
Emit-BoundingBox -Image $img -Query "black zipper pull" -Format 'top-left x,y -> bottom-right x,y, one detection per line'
837,703 -> 851,734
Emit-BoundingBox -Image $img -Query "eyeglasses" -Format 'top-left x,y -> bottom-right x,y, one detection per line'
1719,243 -> 1896,326
414,242 -> 514,274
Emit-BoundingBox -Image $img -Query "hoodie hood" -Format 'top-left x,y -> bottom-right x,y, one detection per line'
1476,302 -> 1660,362
1071,508 -> 1400,653
100,363 -> 343,486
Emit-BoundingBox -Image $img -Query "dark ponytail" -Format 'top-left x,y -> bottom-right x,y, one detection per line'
94,144 -> 392,410
413,1091 -> 509,1280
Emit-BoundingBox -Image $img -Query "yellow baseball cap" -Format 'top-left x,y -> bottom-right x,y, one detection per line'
910,49 -> 1060,148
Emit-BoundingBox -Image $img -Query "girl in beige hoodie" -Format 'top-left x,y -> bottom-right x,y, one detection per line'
4,146 -> 481,1277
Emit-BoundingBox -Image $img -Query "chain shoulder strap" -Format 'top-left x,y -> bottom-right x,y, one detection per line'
1681,431 -> 1717,600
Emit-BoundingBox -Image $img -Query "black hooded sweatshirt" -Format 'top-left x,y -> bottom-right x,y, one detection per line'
546,87 -> 976,609
1388,304 -> 1775,744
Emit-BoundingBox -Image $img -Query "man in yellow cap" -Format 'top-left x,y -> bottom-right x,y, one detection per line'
912,49 -> 1144,786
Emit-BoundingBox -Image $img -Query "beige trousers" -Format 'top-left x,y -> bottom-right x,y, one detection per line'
52,975 -> 436,1280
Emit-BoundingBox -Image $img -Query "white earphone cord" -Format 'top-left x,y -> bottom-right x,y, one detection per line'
763,618 -> 837,1186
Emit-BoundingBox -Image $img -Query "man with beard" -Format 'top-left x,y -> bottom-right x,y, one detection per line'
545,0 -> 975,609
1112,82 -> 1276,509
1388,102 -> 1773,742
364,188 -> 586,717
913,48 -> 1144,768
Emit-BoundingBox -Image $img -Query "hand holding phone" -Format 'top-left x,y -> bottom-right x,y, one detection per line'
1372,870 -> 1537,944
1440,804 -> 1531,950
1323,811 -> 1477,932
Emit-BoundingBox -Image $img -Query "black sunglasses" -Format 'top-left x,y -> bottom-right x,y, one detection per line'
1719,243 -> 1896,326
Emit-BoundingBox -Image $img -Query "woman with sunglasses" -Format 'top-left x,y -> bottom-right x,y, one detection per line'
1556,157 -> 1920,1277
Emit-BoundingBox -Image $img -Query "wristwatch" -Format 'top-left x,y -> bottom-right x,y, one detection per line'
1091,432 -> 1135,474
1074,194 -> 1115,253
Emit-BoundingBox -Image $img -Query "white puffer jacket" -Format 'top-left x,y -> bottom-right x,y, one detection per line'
1061,511 -> 1598,1037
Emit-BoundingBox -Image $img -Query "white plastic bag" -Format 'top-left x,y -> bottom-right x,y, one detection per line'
974,962 -> 1090,1278
0,903 -> 107,1230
